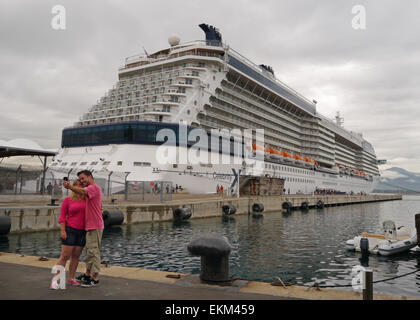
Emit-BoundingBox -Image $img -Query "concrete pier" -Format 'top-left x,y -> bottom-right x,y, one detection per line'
0,252 -> 416,300
0,194 -> 402,233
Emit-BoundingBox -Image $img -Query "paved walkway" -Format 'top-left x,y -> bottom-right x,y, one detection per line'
0,262 -> 285,300
0,253 -> 416,300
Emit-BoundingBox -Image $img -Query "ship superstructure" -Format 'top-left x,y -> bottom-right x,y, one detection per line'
51,24 -> 379,194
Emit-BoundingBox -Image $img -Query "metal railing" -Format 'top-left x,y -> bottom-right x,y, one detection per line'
125,181 -> 173,202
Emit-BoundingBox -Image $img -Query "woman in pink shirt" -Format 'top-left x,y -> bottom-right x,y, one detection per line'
52,179 -> 86,288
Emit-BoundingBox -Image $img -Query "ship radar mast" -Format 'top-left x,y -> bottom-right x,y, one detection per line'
335,111 -> 344,126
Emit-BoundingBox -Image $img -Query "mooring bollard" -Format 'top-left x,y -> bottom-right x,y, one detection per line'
415,213 -> 420,246
48,198 -> 59,206
363,269 -> 373,300
187,234 -> 231,283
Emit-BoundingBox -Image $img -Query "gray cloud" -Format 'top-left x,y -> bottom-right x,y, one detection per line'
0,0 -> 419,172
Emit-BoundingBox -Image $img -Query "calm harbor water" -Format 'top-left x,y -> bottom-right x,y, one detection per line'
1,195 -> 420,297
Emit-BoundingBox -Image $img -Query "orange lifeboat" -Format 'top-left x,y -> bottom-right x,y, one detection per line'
303,157 -> 314,167
283,151 -> 293,162
293,154 -> 301,160
268,148 -> 283,160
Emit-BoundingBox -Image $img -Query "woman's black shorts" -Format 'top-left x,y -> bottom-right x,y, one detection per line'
61,226 -> 86,247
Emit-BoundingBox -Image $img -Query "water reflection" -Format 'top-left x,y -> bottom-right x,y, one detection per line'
0,235 -> 9,252
171,220 -> 191,228
103,226 -> 123,237
221,216 -> 236,224
359,253 -> 370,268
1,195 -> 420,296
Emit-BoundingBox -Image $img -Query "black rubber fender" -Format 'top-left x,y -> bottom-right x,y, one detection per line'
222,204 -> 236,215
252,203 -> 264,213
102,210 -> 124,228
300,201 -> 309,211
282,201 -> 293,211
0,216 -> 11,235
173,207 -> 192,220
316,200 -> 324,209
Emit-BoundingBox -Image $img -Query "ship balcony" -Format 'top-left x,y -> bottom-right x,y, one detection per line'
118,42 -> 225,74
301,123 -> 317,129
300,136 -> 320,143
301,128 -> 319,135
301,142 -> 319,148
162,90 -> 187,96
169,82 -> 194,88
143,110 -> 171,116
176,72 -> 201,79
185,65 -> 207,71
152,100 -> 180,106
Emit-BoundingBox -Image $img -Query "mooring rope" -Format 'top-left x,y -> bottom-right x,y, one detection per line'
303,268 -> 420,289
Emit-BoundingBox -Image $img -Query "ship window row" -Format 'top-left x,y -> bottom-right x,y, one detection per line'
206,102 -> 301,145
227,55 -> 315,115
102,86 -> 187,102
82,106 -> 169,120
216,91 -> 302,136
51,161 -> 152,168
85,97 -> 178,116
283,177 -> 314,184
204,108 -> 302,152
62,122 -> 247,157
51,161 -> 111,167
119,63 -> 203,84
199,115 -> 302,154
265,163 -> 315,176
222,80 -> 302,126
124,60 -> 207,75
118,69 -> 199,86
107,72 -> 197,99
211,98 -> 301,141
92,82 -> 191,109
267,175 -> 315,184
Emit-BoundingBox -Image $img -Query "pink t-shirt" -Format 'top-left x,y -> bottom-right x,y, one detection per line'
84,183 -> 104,231
59,197 -> 86,230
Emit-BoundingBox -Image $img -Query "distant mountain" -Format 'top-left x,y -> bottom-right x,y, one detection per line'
375,167 -> 420,193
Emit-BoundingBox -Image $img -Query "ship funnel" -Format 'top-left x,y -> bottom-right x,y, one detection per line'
259,64 -> 274,76
199,23 -> 222,46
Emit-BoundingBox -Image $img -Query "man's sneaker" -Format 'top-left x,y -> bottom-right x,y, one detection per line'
81,278 -> 99,288
76,273 -> 89,282
66,279 -> 80,286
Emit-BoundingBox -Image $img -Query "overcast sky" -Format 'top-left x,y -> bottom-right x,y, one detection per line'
1,0 -> 419,172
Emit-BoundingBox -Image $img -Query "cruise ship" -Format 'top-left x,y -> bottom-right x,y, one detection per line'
50,24 -> 380,194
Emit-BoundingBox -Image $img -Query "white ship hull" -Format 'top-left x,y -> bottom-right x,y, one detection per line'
51,143 -> 378,195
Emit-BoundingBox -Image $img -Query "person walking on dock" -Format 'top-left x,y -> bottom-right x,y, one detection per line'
63,170 -> 103,288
